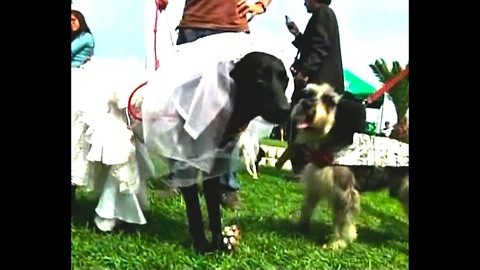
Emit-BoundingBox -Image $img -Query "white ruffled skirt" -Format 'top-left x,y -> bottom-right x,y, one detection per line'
71,59 -> 154,231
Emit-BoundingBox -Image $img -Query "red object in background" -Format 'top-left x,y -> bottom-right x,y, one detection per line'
365,66 -> 409,105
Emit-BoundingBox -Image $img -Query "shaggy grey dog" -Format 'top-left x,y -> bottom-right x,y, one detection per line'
291,83 -> 409,250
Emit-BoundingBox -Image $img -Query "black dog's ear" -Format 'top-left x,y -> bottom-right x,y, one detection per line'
229,54 -> 251,82
230,51 -> 276,83
229,62 -> 242,82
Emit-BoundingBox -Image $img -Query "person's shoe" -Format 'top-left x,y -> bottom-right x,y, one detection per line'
220,191 -> 242,210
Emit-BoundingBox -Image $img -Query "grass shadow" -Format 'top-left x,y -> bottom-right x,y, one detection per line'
71,195 -> 191,249
359,202 -> 409,244
355,226 -> 409,253
134,210 -> 192,249
257,166 -> 298,182
233,214 -> 332,244
355,226 -> 406,245
361,202 -> 408,230
71,196 -> 99,227
230,205 -> 407,249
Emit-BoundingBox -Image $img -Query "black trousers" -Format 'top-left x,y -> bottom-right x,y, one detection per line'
179,177 -> 222,245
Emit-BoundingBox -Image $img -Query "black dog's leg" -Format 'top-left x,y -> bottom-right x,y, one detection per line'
291,144 -> 309,174
179,184 -> 210,254
203,177 -> 226,251
255,148 -> 266,174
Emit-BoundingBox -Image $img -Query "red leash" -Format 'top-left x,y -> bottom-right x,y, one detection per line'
363,66 -> 409,105
153,0 -> 163,70
127,1 -> 167,121
127,81 -> 148,121
153,0 -> 169,70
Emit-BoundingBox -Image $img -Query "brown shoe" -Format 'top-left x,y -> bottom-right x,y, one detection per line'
220,191 -> 242,210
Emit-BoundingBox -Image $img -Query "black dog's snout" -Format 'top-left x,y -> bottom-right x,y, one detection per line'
261,96 -> 290,124
262,107 -> 290,124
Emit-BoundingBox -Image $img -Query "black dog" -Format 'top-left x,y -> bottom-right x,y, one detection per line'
174,51 -> 290,254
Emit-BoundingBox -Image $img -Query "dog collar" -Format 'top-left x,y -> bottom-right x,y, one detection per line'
309,150 -> 333,166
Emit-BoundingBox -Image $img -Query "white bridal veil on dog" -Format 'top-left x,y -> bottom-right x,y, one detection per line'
141,32 -> 294,187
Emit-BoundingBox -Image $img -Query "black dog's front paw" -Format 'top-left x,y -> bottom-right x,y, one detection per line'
193,240 -> 214,255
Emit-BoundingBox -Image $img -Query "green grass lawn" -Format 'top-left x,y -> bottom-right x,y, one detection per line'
71,166 -> 408,269
259,137 -> 288,148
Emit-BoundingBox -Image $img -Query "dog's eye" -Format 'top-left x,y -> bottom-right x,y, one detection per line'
321,94 -> 336,108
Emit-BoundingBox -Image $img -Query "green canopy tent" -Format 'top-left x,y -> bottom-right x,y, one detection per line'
344,69 -> 383,109
343,69 -> 386,134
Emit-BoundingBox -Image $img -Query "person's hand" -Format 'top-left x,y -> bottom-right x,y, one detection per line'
237,0 -> 266,22
294,72 -> 309,86
155,0 -> 168,11
286,21 -> 300,36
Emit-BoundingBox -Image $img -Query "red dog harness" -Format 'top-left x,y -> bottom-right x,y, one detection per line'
309,150 -> 334,166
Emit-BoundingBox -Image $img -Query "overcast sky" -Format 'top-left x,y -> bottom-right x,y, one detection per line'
73,0 -> 408,88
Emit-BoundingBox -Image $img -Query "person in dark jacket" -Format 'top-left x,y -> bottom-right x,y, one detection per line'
284,0 -> 344,176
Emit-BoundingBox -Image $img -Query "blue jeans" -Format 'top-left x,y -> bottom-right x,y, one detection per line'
176,27 -> 241,192
176,27 -> 237,45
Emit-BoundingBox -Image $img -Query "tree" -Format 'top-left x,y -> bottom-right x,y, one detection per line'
369,59 -> 409,143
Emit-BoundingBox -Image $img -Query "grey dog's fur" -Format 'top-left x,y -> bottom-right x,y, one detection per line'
292,83 -> 409,250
